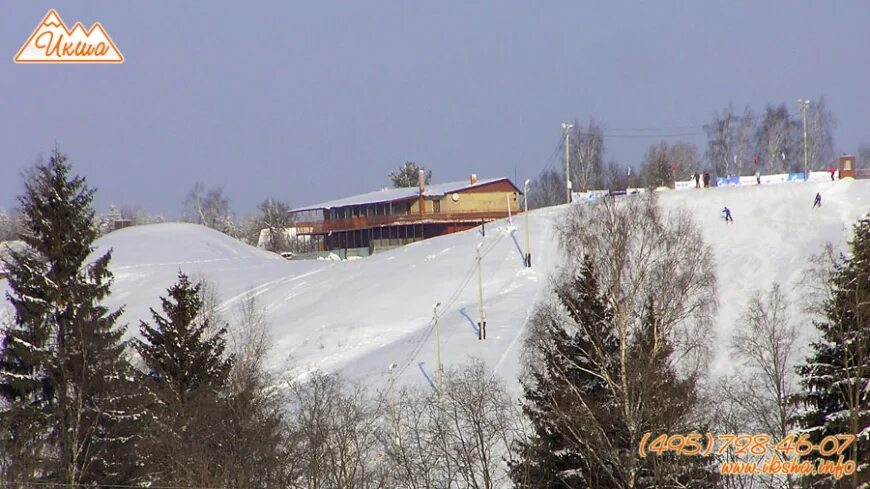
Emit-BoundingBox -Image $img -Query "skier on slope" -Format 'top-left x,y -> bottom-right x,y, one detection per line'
813,192 -> 822,208
723,206 -> 734,223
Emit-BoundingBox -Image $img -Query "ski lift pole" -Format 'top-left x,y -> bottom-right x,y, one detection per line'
524,179 -> 531,267
476,243 -> 486,340
433,301 -> 443,396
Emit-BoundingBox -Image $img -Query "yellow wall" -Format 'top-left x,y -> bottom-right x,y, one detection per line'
408,190 -> 521,214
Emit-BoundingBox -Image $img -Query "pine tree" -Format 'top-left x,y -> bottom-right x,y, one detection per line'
795,217 -> 870,489
510,256 -> 622,488
0,149 -> 142,486
135,271 -> 234,486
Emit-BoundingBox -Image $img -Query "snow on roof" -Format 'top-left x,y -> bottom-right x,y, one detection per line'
290,178 -> 515,212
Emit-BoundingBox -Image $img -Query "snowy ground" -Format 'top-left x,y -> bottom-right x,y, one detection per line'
2,179 -> 868,394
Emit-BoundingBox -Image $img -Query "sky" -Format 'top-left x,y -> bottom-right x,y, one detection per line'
2,1 -> 869,215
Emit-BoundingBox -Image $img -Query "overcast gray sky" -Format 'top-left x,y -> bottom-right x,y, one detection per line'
2,1 -> 868,215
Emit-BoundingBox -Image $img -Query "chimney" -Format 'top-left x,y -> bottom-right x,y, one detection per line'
470,173 -> 478,185
418,170 -> 426,216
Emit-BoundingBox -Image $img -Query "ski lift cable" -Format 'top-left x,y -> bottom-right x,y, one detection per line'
392,229 -> 509,379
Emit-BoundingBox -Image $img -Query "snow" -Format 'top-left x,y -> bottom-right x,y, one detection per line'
1,180 -> 868,395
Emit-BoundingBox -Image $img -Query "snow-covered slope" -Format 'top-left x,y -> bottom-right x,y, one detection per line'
2,180 -> 868,393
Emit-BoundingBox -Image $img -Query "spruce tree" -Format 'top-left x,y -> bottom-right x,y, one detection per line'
511,259 -> 719,489
0,149 -> 142,486
630,297 -> 718,489
135,271 -> 234,486
794,217 -> 870,489
510,256 -> 621,488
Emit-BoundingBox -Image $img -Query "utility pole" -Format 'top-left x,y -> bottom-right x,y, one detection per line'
523,179 -> 531,267
476,243 -> 486,340
798,99 -> 811,179
387,362 -> 398,445
433,301 -> 442,396
505,194 -> 512,224
562,122 -> 574,204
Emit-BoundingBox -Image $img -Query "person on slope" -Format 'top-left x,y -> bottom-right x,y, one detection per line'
829,165 -> 836,181
694,172 -> 701,188
723,206 -> 734,223
756,170 -> 761,185
813,192 -> 822,208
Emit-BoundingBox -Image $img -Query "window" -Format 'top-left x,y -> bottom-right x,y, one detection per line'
433,199 -> 441,213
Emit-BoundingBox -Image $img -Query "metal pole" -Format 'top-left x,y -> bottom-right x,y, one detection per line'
476,243 -> 486,340
388,363 -> 398,445
798,99 -> 810,179
562,123 -> 573,204
524,179 -> 531,267
506,193 -> 512,224
433,302 -> 442,395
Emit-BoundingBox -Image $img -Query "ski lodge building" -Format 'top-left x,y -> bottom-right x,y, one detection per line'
289,175 -> 521,258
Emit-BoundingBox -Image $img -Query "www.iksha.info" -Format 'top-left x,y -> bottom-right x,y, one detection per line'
638,432 -> 858,480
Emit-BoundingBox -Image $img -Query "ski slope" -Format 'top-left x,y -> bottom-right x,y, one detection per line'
2,180 -> 868,393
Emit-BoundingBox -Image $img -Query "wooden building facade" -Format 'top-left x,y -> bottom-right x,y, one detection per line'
290,176 -> 521,257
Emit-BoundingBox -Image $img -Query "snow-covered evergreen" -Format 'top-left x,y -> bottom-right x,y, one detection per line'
0,149 -> 143,486
795,217 -> 870,489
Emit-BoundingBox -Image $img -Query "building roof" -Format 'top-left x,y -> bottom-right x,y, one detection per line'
290,177 -> 519,212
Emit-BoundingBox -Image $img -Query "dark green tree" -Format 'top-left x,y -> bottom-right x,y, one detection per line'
135,272 -> 234,487
511,259 -> 718,489
794,217 -> 870,489
510,256 -> 621,488
389,161 -> 432,188
630,298 -> 718,489
0,149 -> 142,486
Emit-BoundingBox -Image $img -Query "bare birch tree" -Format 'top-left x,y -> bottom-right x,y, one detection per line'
390,360 -> 520,489
256,198 -> 295,253
183,183 -> 230,231
547,193 -> 719,488
569,120 -> 606,192
528,169 -> 565,209
806,97 -> 836,172
729,283 -> 801,489
755,104 -> 800,174
858,143 -> 870,171
285,372 -> 390,489
705,105 -> 756,177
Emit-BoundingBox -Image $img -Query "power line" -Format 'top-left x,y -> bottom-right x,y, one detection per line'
391,225 -> 510,380
602,123 -> 706,132
575,129 -> 705,139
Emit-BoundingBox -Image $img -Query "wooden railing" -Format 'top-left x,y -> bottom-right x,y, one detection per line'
295,211 -> 511,234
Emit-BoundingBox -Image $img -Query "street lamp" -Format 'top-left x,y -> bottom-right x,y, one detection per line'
797,99 -> 811,179
561,123 -> 574,203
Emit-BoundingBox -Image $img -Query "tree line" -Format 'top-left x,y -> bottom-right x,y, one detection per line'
1,150 -> 867,488
528,97 -> 859,209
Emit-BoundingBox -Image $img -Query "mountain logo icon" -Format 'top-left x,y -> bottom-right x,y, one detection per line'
14,9 -> 124,63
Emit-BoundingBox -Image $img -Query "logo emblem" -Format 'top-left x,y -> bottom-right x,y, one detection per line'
14,9 -> 123,63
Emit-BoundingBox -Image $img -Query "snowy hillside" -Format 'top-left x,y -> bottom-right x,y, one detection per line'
2,180 -> 868,393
